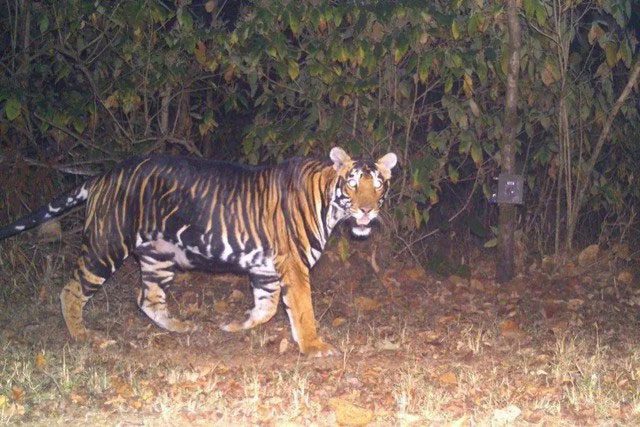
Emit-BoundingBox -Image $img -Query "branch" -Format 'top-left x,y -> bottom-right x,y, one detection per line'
33,112 -> 115,158
574,60 -> 640,212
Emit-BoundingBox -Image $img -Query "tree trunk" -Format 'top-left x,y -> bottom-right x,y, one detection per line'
496,0 -> 521,283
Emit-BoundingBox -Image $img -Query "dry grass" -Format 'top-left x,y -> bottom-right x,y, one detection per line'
1,237 -> 640,425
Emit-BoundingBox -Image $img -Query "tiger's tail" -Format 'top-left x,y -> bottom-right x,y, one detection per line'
0,183 -> 91,240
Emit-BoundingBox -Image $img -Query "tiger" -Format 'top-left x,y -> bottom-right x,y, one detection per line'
0,147 -> 397,356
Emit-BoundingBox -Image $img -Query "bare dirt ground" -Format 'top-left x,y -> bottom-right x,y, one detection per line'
1,230 -> 640,425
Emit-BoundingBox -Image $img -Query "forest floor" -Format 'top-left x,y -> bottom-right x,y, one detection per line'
1,227 -> 640,426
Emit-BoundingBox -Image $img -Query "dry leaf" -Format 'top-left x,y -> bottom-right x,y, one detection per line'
567,298 -> 584,311
354,296 -> 381,312
578,244 -> 599,267
419,330 -> 442,343
396,412 -> 421,423
447,414 -> 471,427
70,392 -> 88,405
278,337 -> 289,354
382,270 -> 401,291
437,371 -> 458,386
214,300 -> 230,314
469,278 -> 484,291
0,395 -> 6,408
11,386 -> 24,402
329,398 -> 374,426
37,285 -> 48,303
448,275 -> 467,287
437,315 -> 456,325
37,220 -> 62,242
403,266 -> 428,282
228,289 -> 245,302
204,0 -> 216,13
499,319 -> 521,337
332,317 -> 347,327
35,352 -> 47,369
617,271 -> 633,286
492,405 -> 521,425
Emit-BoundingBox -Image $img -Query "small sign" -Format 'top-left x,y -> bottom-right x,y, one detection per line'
496,173 -> 524,204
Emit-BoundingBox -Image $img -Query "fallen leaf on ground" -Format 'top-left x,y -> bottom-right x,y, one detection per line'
37,220 -> 62,242
567,298 -> 584,311
70,392 -> 89,405
279,337 -> 289,354
469,278 -> 484,291
437,315 -> 457,325
332,317 -> 347,327
448,275 -> 467,286
492,404 -> 521,424
35,352 -> 47,369
437,371 -> 458,386
11,386 -> 24,402
578,244 -> 599,267
419,330 -> 442,343
214,300 -> 230,314
228,289 -> 244,302
329,398 -> 374,426
381,271 -> 401,292
403,266 -> 428,282
617,271 -> 633,286
376,339 -> 400,351
499,319 -> 522,337
447,414 -> 471,427
354,296 -> 381,312
396,412 -> 421,423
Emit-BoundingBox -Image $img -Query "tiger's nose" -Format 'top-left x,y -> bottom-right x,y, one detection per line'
361,207 -> 373,214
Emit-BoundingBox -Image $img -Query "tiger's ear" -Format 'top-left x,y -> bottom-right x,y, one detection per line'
376,152 -> 398,179
330,147 -> 353,172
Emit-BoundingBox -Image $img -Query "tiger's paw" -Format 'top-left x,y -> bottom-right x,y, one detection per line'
219,320 -> 244,332
166,318 -> 199,333
72,329 -> 116,348
301,338 -> 340,358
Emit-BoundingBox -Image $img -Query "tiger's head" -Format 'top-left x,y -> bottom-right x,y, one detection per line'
329,147 -> 398,238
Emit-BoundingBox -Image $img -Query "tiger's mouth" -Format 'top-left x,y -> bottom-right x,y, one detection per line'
351,224 -> 372,238
347,217 -> 374,239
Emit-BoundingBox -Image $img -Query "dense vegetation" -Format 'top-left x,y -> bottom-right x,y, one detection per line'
1,0 -> 638,262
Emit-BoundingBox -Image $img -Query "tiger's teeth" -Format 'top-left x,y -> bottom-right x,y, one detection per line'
352,226 -> 371,237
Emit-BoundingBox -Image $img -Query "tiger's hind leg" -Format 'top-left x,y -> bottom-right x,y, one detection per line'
136,244 -> 197,333
60,247 -> 115,340
220,276 -> 281,332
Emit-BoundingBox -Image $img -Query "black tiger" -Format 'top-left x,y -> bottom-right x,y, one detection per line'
0,147 -> 397,356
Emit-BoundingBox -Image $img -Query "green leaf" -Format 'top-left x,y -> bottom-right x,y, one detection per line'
448,164 -> 459,184
523,0 -> 535,18
288,11 -> 300,35
535,2 -> 546,26
72,117 -> 86,134
5,98 -> 21,121
451,20 -> 460,40
470,142 -> 483,165
177,9 -> 193,30
39,15 -> 49,33
484,238 -> 498,248
458,132 -> 472,154
288,61 -> 300,80
468,13 -> 481,35
604,42 -> 618,67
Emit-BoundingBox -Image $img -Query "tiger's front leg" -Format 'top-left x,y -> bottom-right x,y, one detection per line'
220,276 -> 282,332
280,263 -> 338,357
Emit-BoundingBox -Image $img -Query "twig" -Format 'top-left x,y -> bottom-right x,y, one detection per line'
33,112 -> 115,158
396,172 -> 481,256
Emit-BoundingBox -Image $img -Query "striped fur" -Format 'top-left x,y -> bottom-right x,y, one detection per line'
0,147 -> 397,356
